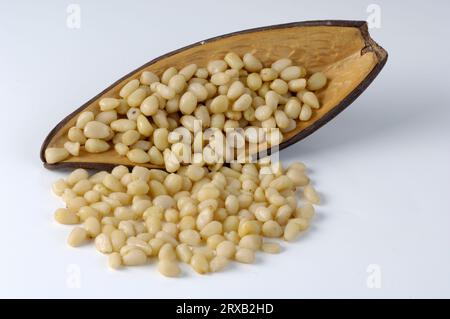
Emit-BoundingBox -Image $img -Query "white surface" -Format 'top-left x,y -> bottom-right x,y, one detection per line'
1,0 -> 450,298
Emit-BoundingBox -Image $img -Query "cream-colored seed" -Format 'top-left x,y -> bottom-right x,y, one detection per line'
190,253 -> 209,274
298,203 -> 315,219
159,243 -> 177,261
64,141 -> 80,156
235,248 -> 255,264
224,52 -> 244,70
95,233 -> 113,254
307,72 -> 327,90
284,221 -> 301,242
140,95 -> 159,116
271,58 -> 292,72
247,73 -> 262,91
280,66 -> 303,81
239,234 -> 262,250
52,179 -> 68,196
207,60 -> 227,74
85,139 -> 110,153
303,184 -> 320,204
243,53 -> 262,72
300,91 -> 320,109
210,256 -> 229,272
111,119 -> 137,132
232,93 -> 252,112
108,252 -> 122,269
54,208 -> 79,225
121,130 -> 140,146
103,174 -> 125,192
84,217 -> 101,237
99,98 -> 120,111
67,227 -> 88,247
179,91 -> 197,115
260,68 -> 278,81
115,143 -> 129,156
127,149 -> 150,163
122,248 -> 147,266
68,127 -> 87,144
288,78 -> 307,92
270,79 -> 288,95
254,105 -> 273,121
262,242 -> 281,254
76,111 -> 95,129
299,104 -> 312,121
216,240 -> 236,259
158,260 -> 181,277
179,229 -> 201,246
136,115 -> 153,137
140,71 -> 159,85
45,148 -> 69,164
262,220 -> 283,238
119,79 -> 139,98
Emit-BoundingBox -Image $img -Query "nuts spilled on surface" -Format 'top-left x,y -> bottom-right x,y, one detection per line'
52,162 -> 319,277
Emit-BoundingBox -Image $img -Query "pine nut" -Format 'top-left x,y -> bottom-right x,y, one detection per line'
307,72 -> 327,90
158,260 -> 181,277
190,253 -> 209,274
108,252 -> 122,269
122,248 -> 147,266
262,242 -> 280,254
210,256 -> 229,272
85,139 -> 110,153
45,148 -> 69,164
235,248 -> 255,264
67,227 -> 87,247
54,208 -> 80,225
303,185 -> 320,204
99,97 -> 120,111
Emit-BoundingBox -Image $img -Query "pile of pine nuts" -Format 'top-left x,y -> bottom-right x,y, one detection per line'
52,161 -> 319,277
45,52 -> 327,172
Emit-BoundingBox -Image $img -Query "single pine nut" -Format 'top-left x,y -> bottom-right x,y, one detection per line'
64,141 -> 80,156
84,217 -> 101,237
271,58 -> 292,72
239,234 -> 262,250
111,119 -> 137,132
140,71 -> 159,85
158,260 -> 181,277
235,248 -> 255,264
243,53 -> 262,72
54,208 -> 79,225
284,221 -> 301,242
224,52 -> 244,70
262,242 -> 281,254
108,252 -> 122,269
85,139 -> 110,153
262,220 -> 283,238
303,185 -> 320,204
95,233 -> 113,254
119,79 -> 139,98
299,104 -> 312,121
210,256 -> 229,272
45,148 -> 69,164
179,91 -> 197,115
67,227 -> 87,247
99,97 -> 120,111
300,91 -> 320,109
122,248 -> 147,266
190,253 -> 209,274
307,72 -> 327,90
68,127 -> 87,144
76,111 -> 95,129
280,66 -> 303,81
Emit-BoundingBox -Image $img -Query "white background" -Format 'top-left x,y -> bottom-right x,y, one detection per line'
1,0 -> 449,298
